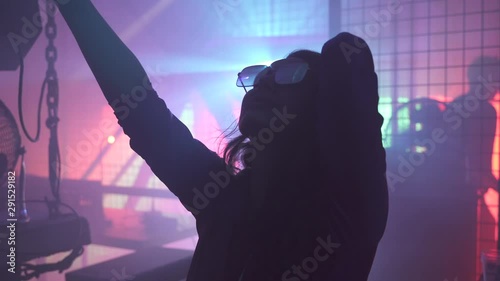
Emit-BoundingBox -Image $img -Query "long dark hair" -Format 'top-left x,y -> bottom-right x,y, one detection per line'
222,49 -> 321,174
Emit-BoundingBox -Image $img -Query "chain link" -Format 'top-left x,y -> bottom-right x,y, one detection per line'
45,0 -> 58,123
44,0 -> 61,204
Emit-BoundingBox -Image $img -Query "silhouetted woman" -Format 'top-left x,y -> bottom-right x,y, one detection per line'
55,1 -> 388,280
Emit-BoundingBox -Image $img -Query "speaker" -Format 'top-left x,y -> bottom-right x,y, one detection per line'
0,0 -> 42,71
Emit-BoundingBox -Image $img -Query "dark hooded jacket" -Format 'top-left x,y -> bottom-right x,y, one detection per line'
117,32 -> 388,280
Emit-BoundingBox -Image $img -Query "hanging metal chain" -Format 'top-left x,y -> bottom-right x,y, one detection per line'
44,0 -> 61,213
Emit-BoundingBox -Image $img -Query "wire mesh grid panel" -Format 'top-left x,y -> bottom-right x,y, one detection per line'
218,0 -> 330,37
339,0 -> 500,280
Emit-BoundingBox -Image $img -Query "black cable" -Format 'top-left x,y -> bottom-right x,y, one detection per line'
55,142 -> 61,203
19,246 -> 84,280
17,54 -> 46,143
17,52 -> 62,206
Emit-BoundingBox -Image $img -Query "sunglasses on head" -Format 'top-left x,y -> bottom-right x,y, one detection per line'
236,57 -> 310,93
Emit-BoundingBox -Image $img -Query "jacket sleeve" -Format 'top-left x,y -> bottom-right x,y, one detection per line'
116,91 -> 228,218
318,32 -> 388,242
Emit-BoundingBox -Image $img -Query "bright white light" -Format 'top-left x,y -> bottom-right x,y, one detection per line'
257,60 -> 276,66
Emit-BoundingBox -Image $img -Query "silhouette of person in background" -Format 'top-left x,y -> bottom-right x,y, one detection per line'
450,56 -> 499,281
54,1 -> 388,280
452,56 -> 500,195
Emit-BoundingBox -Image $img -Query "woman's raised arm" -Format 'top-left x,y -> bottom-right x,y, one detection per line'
56,0 -> 150,103
55,0 -> 231,219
